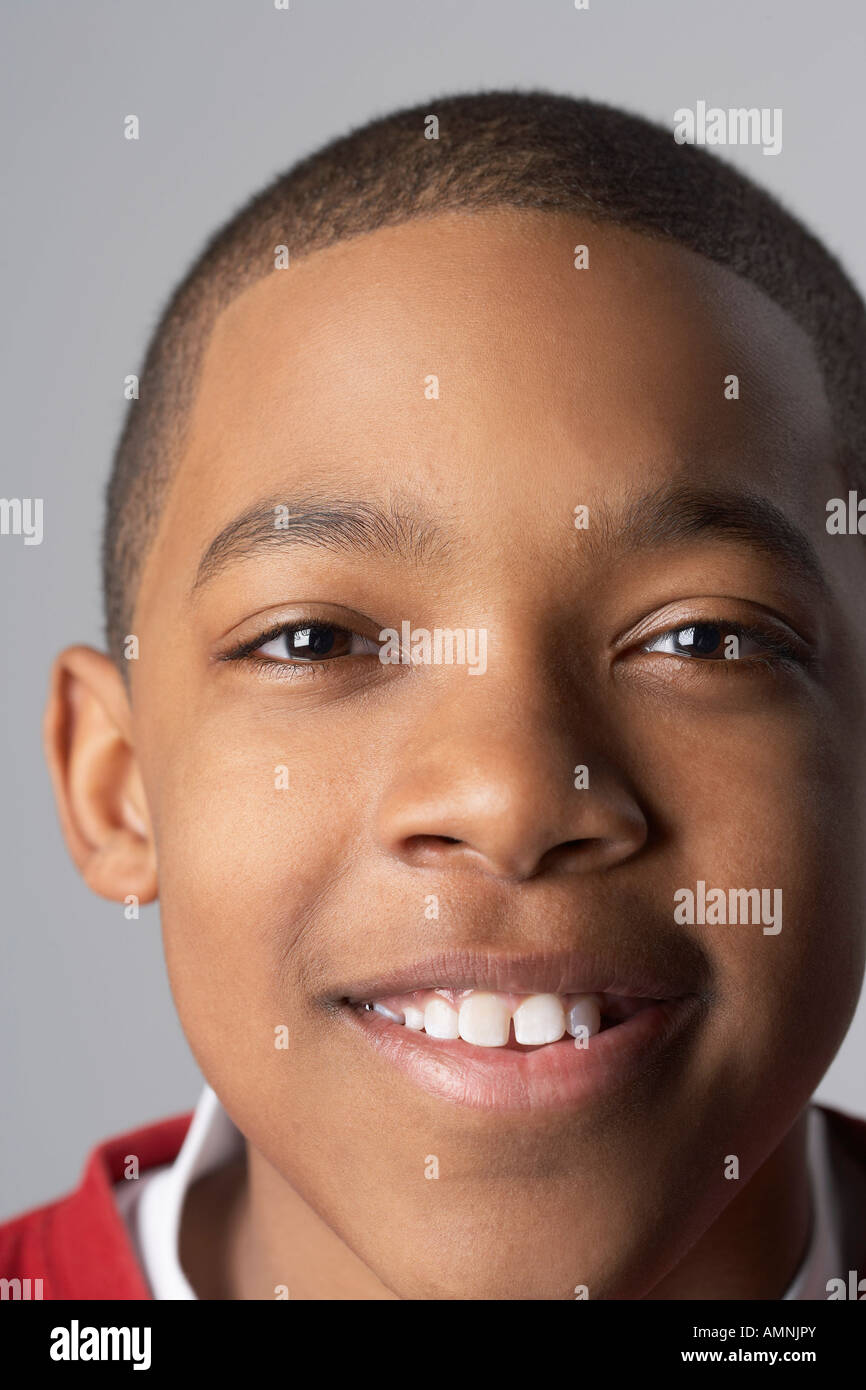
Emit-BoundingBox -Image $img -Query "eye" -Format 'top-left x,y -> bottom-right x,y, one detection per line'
642,621 -> 793,662
253,623 -> 381,664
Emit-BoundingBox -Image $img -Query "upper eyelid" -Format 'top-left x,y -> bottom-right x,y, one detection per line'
647,619 -> 762,641
225,619 -> 378,663
637,618 -> 802,659
221,615 -> 370,657
222,610 -> 808,665
615,600 -> 809,651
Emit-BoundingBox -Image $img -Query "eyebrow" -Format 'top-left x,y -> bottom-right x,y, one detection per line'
191,491 -> 451,592
191,480 -> 828,598
597,483 -> 828,594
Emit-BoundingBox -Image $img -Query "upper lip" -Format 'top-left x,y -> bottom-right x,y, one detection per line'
331,944 -> 710,1005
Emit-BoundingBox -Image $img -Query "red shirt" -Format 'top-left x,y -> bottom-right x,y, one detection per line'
1,1105 -> 865,1299
0,1112 -> 191,1299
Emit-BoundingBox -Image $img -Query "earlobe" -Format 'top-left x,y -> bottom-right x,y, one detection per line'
43,646 -> 158,904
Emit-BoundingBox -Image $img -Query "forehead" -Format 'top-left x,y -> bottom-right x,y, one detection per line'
142,208 -> 835,601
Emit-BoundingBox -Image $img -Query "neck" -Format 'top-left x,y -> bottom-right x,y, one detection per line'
645,1110 -> 812,1299
180,1111 -> 812,1300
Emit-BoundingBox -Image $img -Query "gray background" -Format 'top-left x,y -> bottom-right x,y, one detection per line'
2,0 -> 864,1220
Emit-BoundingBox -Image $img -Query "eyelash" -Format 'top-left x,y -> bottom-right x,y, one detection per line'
220,620 -> 377,677
219,616 -> 808,678
639,618 -> 804,667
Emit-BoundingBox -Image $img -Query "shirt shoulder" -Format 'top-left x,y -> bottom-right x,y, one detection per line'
817,1102 -> 866,1271
0,1112 -> 192,1299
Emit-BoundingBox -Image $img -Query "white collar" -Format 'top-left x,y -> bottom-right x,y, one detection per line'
116,1085 -> 244,1300
782,1104 -> 843,1300
116,1088 -> 843,1300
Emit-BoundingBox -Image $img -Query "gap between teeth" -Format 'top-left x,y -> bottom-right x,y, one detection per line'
365,991 -> 602,1047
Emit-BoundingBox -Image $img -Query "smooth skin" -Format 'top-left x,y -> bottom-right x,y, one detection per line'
44,209 -> 866,1298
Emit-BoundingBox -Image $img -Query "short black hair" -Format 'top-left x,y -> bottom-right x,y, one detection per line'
103,89 -> 866,661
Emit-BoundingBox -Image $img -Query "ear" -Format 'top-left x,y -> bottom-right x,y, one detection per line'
43,646 -> 157,904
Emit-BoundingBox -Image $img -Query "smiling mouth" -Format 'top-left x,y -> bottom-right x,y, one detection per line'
341,987 -> 701,1112
332,948 -> 708,1110
352,988 -> 652,1049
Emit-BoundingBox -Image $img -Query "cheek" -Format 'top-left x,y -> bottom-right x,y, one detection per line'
645,697 -> 866,1091
142,713 -> 363,1078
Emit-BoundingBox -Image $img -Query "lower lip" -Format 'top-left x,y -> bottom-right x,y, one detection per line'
340,996 -> 703,1112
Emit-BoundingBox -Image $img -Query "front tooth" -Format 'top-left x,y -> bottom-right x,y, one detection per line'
403,1004 -> 425,1031
424,996 -> 460,1039
457,992 -> 511,1047
566,996 -> 601,1038
513,993 -> 566,1045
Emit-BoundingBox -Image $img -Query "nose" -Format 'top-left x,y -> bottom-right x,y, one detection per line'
376,684 -> 648,883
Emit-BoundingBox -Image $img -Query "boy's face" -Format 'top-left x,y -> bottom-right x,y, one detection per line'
72,211 -> 866,1296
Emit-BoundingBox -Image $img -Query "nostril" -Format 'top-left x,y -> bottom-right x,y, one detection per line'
537,837 -> 634,875
409,835 -> 461,847
400,828 -> 467,861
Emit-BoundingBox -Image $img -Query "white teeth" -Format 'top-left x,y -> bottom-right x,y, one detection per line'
566,996 -> 601,1039
458,992 -> 511,1047
513,993 -> 566,1045
363,990 -> 606,1047
424,996 -> 460,1039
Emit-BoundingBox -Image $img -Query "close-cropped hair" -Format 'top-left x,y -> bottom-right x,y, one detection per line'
102,89 -> 866,662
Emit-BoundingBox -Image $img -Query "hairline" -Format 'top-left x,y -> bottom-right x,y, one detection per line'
104,92 -> 866,665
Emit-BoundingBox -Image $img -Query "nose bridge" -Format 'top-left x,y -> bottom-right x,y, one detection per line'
374,661 -> 647,881
415,652 -> 575,786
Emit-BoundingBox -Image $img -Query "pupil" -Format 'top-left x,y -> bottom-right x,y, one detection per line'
680,623 -> 721,656
290,625 -> 336,657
